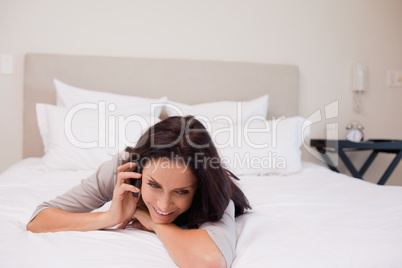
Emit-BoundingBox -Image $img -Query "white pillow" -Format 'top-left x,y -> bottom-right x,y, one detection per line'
164,95 -> 268,124
206,116 -> 309,175
36,103 -> 159,171
54,79 -> 167,117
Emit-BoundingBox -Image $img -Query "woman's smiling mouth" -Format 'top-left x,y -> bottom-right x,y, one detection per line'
153,206 -> 174,216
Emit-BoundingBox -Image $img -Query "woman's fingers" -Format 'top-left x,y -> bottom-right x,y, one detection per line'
117,162 -> 139,176
115,182 -> 140,196
117,163 -> 142,185
117,219 -> 131,229
119,171 -> 142,180
118,220 -> 147,231
117,161 -> 137,173
131,221 -> 141,229
131,220 -> 147,231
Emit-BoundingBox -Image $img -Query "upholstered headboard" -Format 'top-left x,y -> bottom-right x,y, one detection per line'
24,53 -> 299,158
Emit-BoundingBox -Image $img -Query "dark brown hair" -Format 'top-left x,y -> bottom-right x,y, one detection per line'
125,116 -> 251,228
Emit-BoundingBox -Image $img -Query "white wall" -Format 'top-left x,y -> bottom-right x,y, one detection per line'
1,0 -> 402,184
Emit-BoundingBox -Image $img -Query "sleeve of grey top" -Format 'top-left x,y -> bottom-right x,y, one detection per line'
199,200 -> 236,268
28,154 -> 122,223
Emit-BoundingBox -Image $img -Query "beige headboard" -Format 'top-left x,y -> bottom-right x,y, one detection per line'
24,53 -> 299,158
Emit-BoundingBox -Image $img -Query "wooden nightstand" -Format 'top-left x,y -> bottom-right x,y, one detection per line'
310,139 -> 402,185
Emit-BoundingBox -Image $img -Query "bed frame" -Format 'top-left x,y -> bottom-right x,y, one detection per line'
23,53 -> 299,158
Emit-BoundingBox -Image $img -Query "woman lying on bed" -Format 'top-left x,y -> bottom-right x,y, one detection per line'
27,115 -> 251,268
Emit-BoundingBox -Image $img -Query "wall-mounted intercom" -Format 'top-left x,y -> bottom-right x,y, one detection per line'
352,63 -> 366,113
352,63 -> 367,92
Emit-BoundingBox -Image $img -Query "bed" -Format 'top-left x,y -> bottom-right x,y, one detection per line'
1,54 -> 402,267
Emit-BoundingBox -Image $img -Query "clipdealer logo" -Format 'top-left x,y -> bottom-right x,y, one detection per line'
302,100 -> 339,166
62,100 -> 339,170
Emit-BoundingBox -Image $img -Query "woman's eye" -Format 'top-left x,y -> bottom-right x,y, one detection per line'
148,183 -> 160,189
177,190 -> 189,195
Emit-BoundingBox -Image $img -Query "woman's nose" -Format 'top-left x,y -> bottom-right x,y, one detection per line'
157,194 -> 172,212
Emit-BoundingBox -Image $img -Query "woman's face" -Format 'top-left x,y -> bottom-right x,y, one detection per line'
141,158 -> 198,224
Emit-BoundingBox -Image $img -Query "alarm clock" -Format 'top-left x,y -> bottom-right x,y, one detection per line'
346,123 -> 364,142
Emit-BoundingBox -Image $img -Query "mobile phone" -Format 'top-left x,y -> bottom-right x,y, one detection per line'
129,161 -> 142,198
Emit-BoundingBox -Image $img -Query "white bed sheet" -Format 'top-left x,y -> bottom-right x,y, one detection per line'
1,158 -> 402,267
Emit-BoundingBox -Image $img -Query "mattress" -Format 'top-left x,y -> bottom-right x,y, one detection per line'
1,158 -> 402,267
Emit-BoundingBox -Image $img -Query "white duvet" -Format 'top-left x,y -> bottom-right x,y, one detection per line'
1,158 -> 402,267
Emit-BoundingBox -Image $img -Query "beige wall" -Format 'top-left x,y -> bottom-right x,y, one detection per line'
1,0 -> 402,185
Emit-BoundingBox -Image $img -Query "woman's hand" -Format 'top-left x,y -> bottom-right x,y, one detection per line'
132,207 -> 156,232
105,162 -> 141,229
